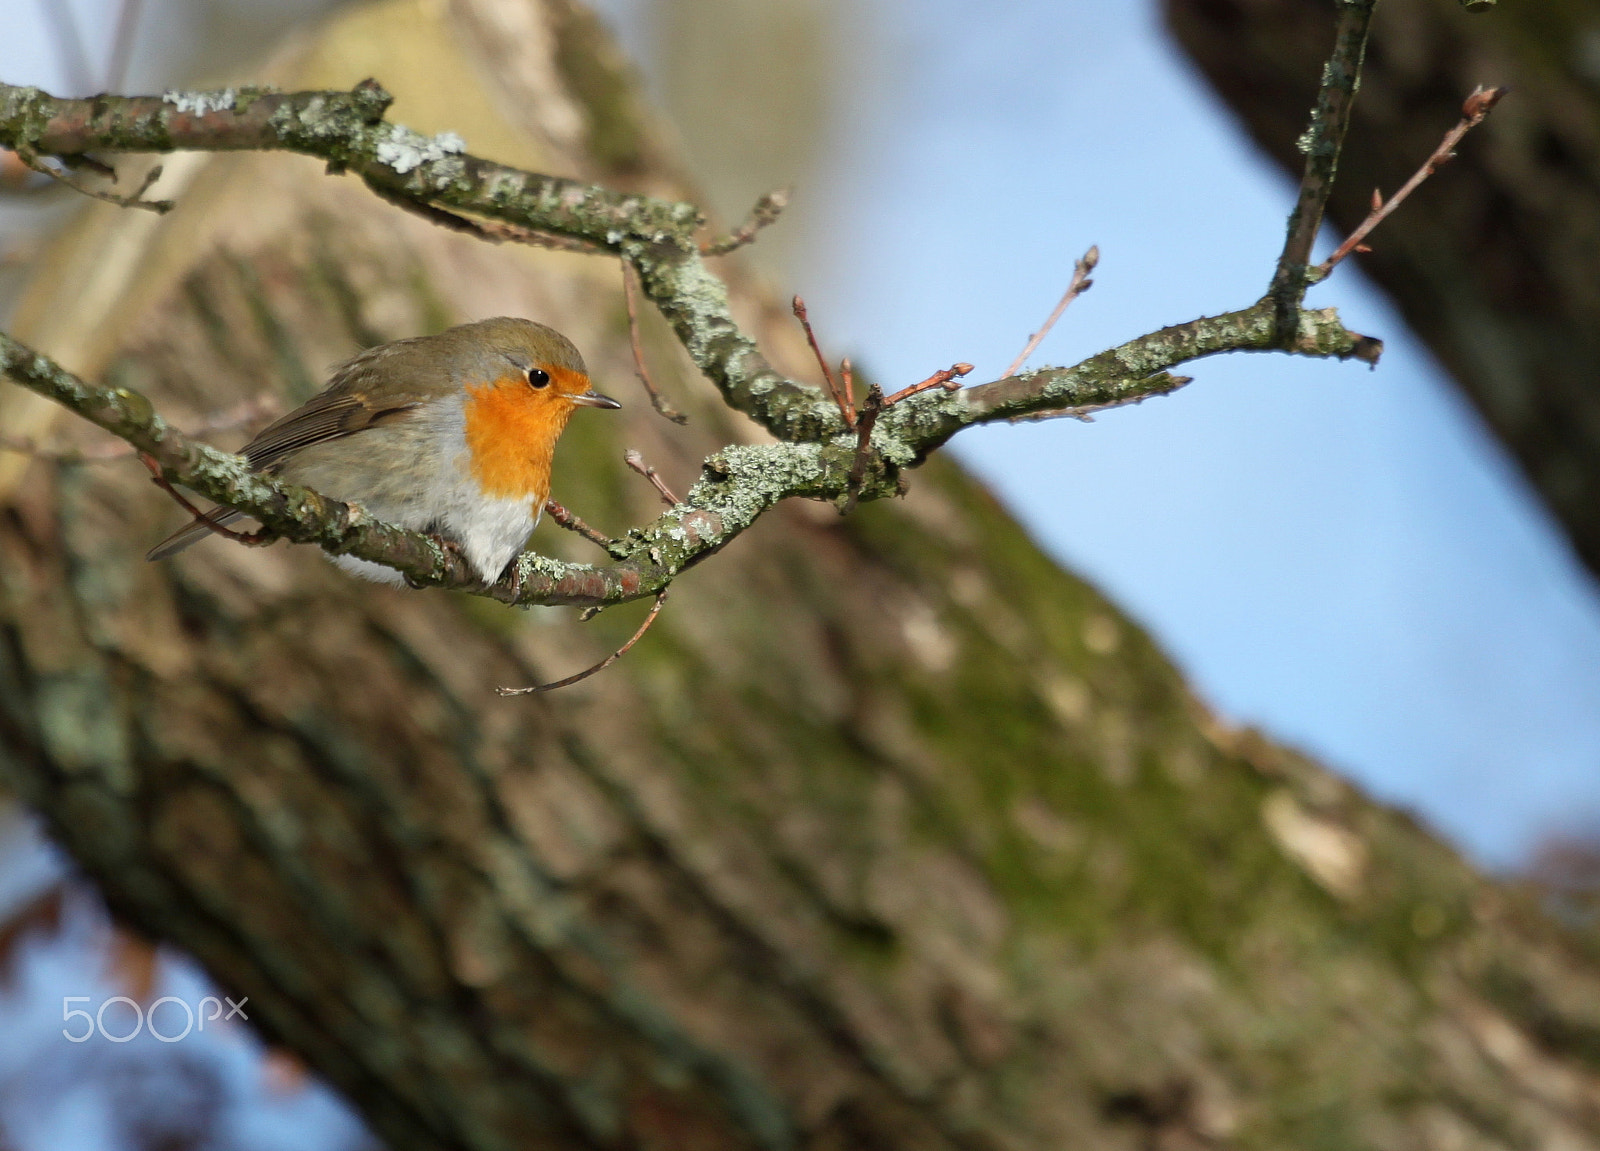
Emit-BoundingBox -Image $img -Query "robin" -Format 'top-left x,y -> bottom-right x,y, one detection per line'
146,316 -> 621,585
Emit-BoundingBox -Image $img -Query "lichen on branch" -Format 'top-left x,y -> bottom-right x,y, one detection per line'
0,52 -> 1396,609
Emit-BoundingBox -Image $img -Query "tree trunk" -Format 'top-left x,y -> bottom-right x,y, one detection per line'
4,2 -> 1600,1149
1164,0 -> 1600,583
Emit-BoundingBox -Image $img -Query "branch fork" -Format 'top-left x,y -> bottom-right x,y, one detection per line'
0,19 -> 1450,685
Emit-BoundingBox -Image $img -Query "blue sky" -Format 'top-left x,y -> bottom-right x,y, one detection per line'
776,0 -> 1600,866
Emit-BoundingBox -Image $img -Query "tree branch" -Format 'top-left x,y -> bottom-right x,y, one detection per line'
0,80 -> 840,441
1268,0 -> 1378,338
0,82 -> 690,242
1,288 -> 1378,610
0,75 -> 1384,615
0,331 -> 887,607
886,298 -> 1380,452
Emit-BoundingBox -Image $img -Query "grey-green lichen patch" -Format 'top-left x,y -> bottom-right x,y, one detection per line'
484,169 -> 528,206
0,85 -> 44,121
518,550 -> 596,584
231,86 -> 282,117
373,123 -> 466,175
883,300 -> 1378,450
162,89 -> 237,116
870,428 -> 918,469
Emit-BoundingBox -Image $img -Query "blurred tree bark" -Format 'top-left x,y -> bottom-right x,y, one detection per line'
647,0 -> 840,277
1165,0 -> 1600,584
5,2 -> 1600,1150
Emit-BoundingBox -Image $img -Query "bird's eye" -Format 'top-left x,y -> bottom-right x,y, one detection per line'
526,368 -> 551,389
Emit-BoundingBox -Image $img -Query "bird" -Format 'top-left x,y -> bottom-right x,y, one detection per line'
146,316 -> 621,585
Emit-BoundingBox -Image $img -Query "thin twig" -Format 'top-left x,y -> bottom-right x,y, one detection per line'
882,362 -> 973,407
1316,86 -> 1507,278
791,296 -> 853,428
1268,0 -> 1378,333
623,449 -> 681,506
138,453 -> 275,548
700,187 -> 790,255
621,259 -> 687,424
839,357 -> 856,414
842,384 -> 886,515
16,148 -> 171,213
544,497 -> 626,557
1004,245 -> 1099,378
496,590 -> 669,695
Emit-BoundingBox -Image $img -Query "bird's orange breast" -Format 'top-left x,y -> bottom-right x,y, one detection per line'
461,370 -> 584,500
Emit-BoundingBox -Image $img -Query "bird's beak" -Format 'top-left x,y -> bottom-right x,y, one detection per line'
571,390 -> 622,409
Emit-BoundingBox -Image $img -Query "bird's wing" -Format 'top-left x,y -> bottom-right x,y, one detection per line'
146,338 -> 467,564
241,338 -> 448,472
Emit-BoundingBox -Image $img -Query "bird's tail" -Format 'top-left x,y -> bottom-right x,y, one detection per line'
145,508 -> 248,562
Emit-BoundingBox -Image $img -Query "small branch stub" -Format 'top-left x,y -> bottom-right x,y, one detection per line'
1006,245 -> 1098,378
842,383 -> 886,515
701,187 -> 790,256
624,449 -> 682,507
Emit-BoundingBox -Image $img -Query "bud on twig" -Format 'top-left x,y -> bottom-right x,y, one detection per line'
1462,86 -> 1507,121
